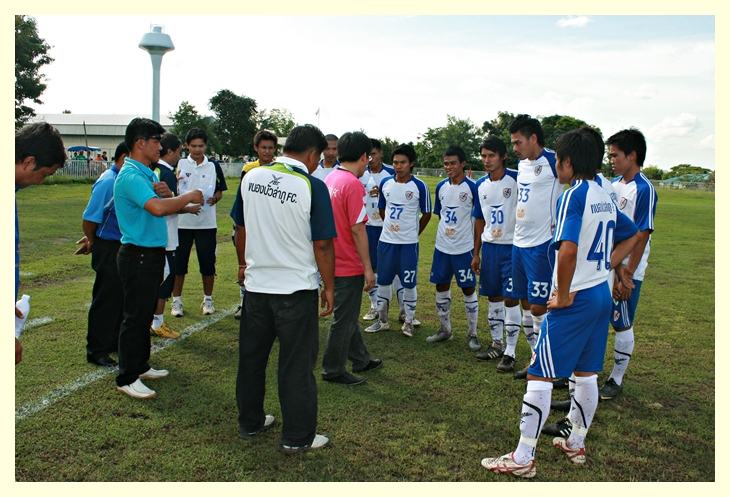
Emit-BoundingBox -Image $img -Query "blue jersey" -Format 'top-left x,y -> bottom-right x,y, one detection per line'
551,179 -> 638,293
378,175 -> 431,245
433,177 -> 478,254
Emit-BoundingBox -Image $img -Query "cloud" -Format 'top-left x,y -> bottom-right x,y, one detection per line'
556,16 -> 591,28
627,83 -> 658,100
649,113 -> 700,141
699,134 -> 714,149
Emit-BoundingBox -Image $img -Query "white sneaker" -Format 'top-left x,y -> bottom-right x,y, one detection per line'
234,303 -> 242,320
239,414 -> 275,437
398,310 -> 421,327
401,321 -> 415,337
171,299 -> 184,317
362,306 -> 378,321
139,367 -> 169,380
117,379 -> 156,399
201,297 -> 215,315
481,452 -> 537,479
364,321 -> 389,333
280,434 -> 330,454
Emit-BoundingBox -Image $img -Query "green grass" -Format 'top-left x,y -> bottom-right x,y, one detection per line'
14,179 -> 714,481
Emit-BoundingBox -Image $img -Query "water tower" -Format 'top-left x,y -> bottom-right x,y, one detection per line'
139,25 -> 174,123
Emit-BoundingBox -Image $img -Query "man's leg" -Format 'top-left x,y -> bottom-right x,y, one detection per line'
172,229 -> 194,315
87,239 -> 123,361
322,276 -> 369,378
603,280 -> 642,399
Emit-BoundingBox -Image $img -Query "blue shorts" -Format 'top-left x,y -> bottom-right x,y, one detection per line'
429,248 -> 476,288
512,240 -> 554,305
377,242 -> 419,289
611,279 -> 643,330
366,225 -> 383,271
479,243 -> 516,298
528,282 -> 612,378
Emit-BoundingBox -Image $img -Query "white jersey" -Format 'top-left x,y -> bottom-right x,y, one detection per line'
359,164 -> 394,227
596,173 -> 618,206
612,172 -> 658,281
378,175 -> 431,245
514,149 -> 562,248
551,180 -> 638,293
176,155 -> 218,229
156,159 -> 178,251
433,177 -> 478,254
313,162 -> 337,182
473,168 -> 518,245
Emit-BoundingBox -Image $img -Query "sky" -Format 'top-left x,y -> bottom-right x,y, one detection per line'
31,15 -> 715,170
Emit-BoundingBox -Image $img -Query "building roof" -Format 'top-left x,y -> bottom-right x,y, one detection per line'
30,113 -> 174,126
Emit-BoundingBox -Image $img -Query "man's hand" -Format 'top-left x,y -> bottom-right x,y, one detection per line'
320,287 -> 334,317
368,186 -> 379,197
471,254 -> 481,275
364,268 -> 376,292
15,338 -> 22,365
547,289 -> 576,310
74,236 -> 92,255
153,182 -> 173,198
207,190 -> 223,205
186,189 -> 204,205
615,265 -> 635,293
237,265 -> 246,286
15,306 -> 24,318
182,203 -> 202,215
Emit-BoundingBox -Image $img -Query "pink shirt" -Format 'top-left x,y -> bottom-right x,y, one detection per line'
325,167 -> 368,277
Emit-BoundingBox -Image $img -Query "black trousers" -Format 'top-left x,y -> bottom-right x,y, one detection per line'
116,244 -> 165,387
236,290 -> 319,447
322,275 -> 371,377
158,250 -> 176,300
175,228 -> 217,276
87,238 -> 123,359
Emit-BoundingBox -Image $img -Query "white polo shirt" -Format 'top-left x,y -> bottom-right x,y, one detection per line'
177,155 -> 217,229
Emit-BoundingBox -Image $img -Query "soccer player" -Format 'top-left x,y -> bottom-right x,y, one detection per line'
312,133 -> 339,181
470,136 -> 521,369
231,130 -> 278,319
509,115 -> 563,379
365,144 -> 431,337
601,128 -> 658,400
360,139 -> 395,320
427,146 -> 480,351
481,129 -> 639,478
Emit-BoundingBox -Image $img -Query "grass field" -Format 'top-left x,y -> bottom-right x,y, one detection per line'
14,178 -> 714,481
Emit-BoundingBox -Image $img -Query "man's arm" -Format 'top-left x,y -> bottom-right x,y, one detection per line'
235,225 -> 246,285
144,190 -> 203,217
622,230 -> 650,278
418,213 -> 432,235
547,241 -> 577,310
351,222 -> 375,291
75,220 -> 99,255
471,218 -> 486,275
313,239 -> 335,317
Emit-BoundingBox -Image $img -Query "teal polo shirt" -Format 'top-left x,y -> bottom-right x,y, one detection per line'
113,157 -> 167,248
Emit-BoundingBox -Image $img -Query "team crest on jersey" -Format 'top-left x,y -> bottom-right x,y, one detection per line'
269,174 -> 282,186
405,191 -> 414,200
517,208 -> 525,219
619,197 -> 628,209
534,165 -> 543,176
503,188 -> 512,198
185,172 -> 191,177
459,192 -> 468,202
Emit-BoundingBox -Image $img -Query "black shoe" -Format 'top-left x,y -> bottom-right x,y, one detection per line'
353,358 -> 383,373
322,372 -> 367,385
513,366 -> 528,379
475,344 -> 504,361
552,377 -> 570,389
600,378 -> 623,400
87,354 -> 117,367
551,399 -> 572,412
496,354 -> 515,373
239,414 -> 275,438
542,417 -> 572,438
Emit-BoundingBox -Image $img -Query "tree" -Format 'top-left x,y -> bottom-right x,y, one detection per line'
379,137 -> 400,165
168,101 -> 221,153
209,90 -> 258,158
258,108 -> 295,137
415,115 -> 483,170
482,111 -> 517,167
642,166 -> 665,180
15,15 -> 53,128
663,164 -> 711,179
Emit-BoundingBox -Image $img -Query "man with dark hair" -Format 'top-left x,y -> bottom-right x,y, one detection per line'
471,136 -> 522,369
113,117 -> 203,399
508,114 -> 563,379
481,129 -> 639,478
321,132 -> 382,385
237,124 -> 335,453
365,144 -> 432,337
428,145 -> 481,351
76,142 -> 129,366
171,128 -> 221,317
15,122 -> 66,364
232,129 -> 278,319
313,133 -> 339,181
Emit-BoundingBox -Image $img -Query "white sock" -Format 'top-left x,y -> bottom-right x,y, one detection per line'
394,276 -> 405,313
368,275 -> 379,308
204,294 -> 213,301
610,328 -> 634,385
403,287 -> 417,324
521,308 -> 533,329
504,304 -> 521,358
377,284 -> 392,323
514,380 -> 553,464
464,292 -> 479,337
488,300 -> 505,344
152,313 -> 164,329
567,375 -> 599,449
569,373 -> 576,397
435,290 -> 452,332
524,311 -> 542,350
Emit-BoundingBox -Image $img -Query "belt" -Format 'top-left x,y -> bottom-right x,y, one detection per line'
120,243 -> 165,254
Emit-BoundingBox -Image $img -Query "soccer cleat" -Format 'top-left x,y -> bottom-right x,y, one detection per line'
551,399 -> 572,412
364,321 -> 389,333
201,297 -> 215,315
514,366 -> 528,380
398,311 -> 421,327
401,321 -> 415,337
280,434 -> 330,454
234,304 -> 242,320
600,378 -> 623,400
116,379 -> 156,399
171,299 -> 184,317
426,328 -> 452,343
476,344 -> 504,360
542,417 -> 572,438
553,377 -> 570,389
150,322 -> 181,339
481,452 -> 536,479
139,367 -> 169,380
496,355 -> 516,373
552,437 -> 586,465
239,414 -> 275,438
362,306 -> 378,321
467,335 -> 482,352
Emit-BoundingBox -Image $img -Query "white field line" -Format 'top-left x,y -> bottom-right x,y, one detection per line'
15,306 -> 236,423
25,316 -> 54,329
